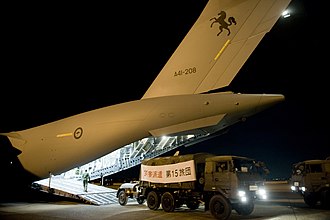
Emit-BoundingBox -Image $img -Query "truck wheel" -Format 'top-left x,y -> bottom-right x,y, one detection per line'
137,197 -> 145,204
303,192 -> 318,207
234,202 -> 254,216
147,191 -> 160,210
118,190 -> 128,206
161,192 -> 175,212
209,195 -> 232,220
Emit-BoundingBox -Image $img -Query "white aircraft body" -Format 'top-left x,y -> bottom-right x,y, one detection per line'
0,0 -> 291,180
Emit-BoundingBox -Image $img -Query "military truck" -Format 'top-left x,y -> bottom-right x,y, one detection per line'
116,181 -> 145,206
139,153 -> 268,220
290,157 -> 330,208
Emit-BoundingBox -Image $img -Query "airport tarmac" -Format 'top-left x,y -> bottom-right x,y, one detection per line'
1,183 -> 330,220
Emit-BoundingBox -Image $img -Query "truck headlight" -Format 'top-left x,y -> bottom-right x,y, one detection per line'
238,190 -> 245,197
238,190 -> 247,202
257,188 -> 267,200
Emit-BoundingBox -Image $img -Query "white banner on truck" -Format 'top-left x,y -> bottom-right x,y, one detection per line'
140,160 -> 196,183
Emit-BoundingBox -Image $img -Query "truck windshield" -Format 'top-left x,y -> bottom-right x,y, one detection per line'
233,158 -> 259,173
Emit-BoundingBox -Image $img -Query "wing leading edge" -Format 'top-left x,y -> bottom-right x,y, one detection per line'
142,0 -> 292,99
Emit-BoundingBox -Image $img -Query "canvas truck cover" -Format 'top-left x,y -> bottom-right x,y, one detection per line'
140,153 -> 214,184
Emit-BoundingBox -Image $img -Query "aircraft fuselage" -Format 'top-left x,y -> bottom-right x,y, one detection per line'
6,92 -> 283,178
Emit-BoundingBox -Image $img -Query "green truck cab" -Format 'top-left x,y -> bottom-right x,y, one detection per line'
290,157 -> 330,208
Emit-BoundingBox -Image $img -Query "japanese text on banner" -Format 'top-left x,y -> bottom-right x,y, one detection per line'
140,160 -> 196,183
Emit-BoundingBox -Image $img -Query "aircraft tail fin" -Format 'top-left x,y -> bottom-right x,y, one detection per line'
142,0 -> 292,99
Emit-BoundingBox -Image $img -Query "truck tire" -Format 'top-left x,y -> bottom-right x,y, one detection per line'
234,202 -> 254,216
118,190 -> 128,206
147,191 -> 160,210
209,194 -> 232,220
161,192 -> 175,212
137,197 -> 145,204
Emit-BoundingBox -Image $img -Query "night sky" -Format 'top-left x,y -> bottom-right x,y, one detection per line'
1,0 -> 328,179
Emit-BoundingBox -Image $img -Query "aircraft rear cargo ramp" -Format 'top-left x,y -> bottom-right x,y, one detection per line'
33,176 -> 117,205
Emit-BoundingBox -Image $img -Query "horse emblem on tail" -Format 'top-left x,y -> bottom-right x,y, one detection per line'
210,11 -> 237,36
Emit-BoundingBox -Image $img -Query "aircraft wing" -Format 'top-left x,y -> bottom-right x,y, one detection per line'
142,0 -> 292,99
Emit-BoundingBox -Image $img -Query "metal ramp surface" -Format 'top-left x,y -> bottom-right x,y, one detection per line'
34,176 -> 117,205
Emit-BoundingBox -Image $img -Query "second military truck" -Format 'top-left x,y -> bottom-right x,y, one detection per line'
290,157 -> 330,208
139,152 -> 268,220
